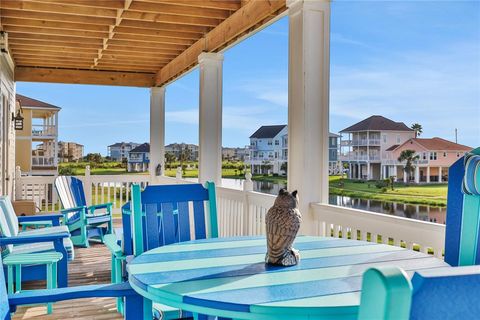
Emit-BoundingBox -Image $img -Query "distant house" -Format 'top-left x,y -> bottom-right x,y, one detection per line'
340,115 -> 416,180
247,125 -> 340,175
222,147 -> 248,161
165,143 -> 198,161
340,115 -> 472,183
127,143 -> 149,172
15,94 -> 60,176
108,142 -> 140,161
58,141 -> 84,162
384,137 -> 471,183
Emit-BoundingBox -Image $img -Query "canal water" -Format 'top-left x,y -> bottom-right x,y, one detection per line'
221,178 -> 446,224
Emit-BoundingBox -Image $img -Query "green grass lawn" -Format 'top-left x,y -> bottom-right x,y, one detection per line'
329,175 -> 447,207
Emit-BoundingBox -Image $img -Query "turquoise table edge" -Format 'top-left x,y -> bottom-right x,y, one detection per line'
127,236 -> 447,320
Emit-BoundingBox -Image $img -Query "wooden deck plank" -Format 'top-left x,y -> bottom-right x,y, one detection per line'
13,224 -> 123,319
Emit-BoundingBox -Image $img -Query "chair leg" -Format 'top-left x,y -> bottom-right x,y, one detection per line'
124,294 -> 145,320
7,265 -> 14,294
47,263 -> 53,314
15,265 -> 21,293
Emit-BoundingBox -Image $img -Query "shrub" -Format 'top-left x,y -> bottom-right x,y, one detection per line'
381,187 -> 388,193
375,180 -> 388,189
59,166 -> 76,176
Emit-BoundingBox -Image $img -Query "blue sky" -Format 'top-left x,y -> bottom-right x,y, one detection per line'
17,1 -> 480,155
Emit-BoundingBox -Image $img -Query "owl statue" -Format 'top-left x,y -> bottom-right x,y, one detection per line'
265,188 -> 302,266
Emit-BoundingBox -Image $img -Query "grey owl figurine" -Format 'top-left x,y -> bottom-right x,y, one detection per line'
265,189 -> 302,266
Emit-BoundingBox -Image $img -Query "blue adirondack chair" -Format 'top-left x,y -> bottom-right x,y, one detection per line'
358,265 -> 480,320
105,182 -> 218,319
0,254 -> 144,320
55,176 -> 113,247
0,205 -> 72,288
445,147 -> 480,266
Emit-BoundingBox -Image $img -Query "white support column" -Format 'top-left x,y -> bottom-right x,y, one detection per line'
439,166 -> 442,183
198,52 -> 223,185
287,0 -> 330,235
367,163 -> 371,180
426,166 -> 430,183
54,113 -> 59,168
414,166 -> 420,184
149,87 -> 166,184
403,167 -> 408,183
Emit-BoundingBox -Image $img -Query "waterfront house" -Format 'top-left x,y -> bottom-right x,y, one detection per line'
58,141 -> 84,162
107,142 -> 140,161
15,94 -> 60,176
248,125 -> 340,175
384,137 -> 472,183
127,143 -> 150,173
165,143 -> 199,161
340,115 -> 416,180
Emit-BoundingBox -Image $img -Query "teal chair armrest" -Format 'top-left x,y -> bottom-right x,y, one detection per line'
104,234 -> 124,258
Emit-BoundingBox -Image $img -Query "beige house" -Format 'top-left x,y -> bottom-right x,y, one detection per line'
15,94 -> 60,176
341,115 -> 416,180
58,141 -> 84,162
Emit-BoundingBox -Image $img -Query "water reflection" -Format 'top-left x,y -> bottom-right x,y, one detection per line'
221,179 -> 445,224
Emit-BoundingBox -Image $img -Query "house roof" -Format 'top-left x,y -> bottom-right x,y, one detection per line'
410,137 -> 471,151
340,115 -> 413,133
385,145 -> 399,151
16,94 -> 61,110
130,143 -> 149,153
250,125 -> 287,139
108,142 -> 139,147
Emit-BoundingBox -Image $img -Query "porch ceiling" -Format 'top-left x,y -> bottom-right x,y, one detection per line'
1,0 -> 287,87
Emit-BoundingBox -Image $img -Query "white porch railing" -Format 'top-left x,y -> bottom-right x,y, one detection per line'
31,124 -> 56,137
32,156 -> 55,167
15,166 -> 446,257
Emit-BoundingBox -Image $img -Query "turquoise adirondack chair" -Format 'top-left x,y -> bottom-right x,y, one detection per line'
0,254 -> 144,319
55,176 -> 113,247
105,182 -> 218,319
358,265 -> 480,320
0,204 -> 73,288
445,147 -> 480,266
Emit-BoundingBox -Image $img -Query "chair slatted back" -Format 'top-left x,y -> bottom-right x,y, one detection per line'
55,176 -> 87,220
359,265 -> 480,320
445,147 -> 480,266
0,255 -> 11,320
129,182 -> 218,256
0,205 -> 14,255
0,196 -> 19,236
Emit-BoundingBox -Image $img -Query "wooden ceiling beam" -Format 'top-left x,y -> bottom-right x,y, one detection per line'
156,0 -> 286,85
26,0 -> 125,10
13,52 -> 97,60
120,19 -> 209,34
8,39 -> 102,49
7,32 -> 104,44
1,17 -> 110,32
107,42 -> 183,54
0,9 -> 115,25
4,25 -> 108,39
128,2 -> 231,19
10,44 -> 98,54
112,32 -> 193,46
141,0 -> 241,11
1,1 -> 118,18
15,67 -> 156,87
102,50 -> 177,59
114,26 -> 201,40
122,11 -> 220,27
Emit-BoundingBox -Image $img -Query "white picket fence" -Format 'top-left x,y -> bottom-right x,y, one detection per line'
15,167 -> 446,256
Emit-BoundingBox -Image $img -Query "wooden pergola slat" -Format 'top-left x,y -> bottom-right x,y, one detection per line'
4,0 -> 287,87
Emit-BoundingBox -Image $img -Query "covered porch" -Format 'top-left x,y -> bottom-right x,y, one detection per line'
0,0 -> 460,319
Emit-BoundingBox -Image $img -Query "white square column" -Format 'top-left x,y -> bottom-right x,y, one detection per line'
287,0 -> 331,235
149,87 -> 166,184
198,52 -> 224,185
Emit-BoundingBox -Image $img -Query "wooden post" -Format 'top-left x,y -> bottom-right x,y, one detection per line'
149,87 -> 166,185
198,52 -> 223,185
242,172 -> 253,235
84,165 -> 92,206
287,0 -> 331,235
176,167 -> 183,183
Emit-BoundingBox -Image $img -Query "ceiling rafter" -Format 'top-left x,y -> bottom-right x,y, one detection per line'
93,0 -> 133,67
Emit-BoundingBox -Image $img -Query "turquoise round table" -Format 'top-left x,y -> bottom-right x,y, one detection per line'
128,236 -> 449,320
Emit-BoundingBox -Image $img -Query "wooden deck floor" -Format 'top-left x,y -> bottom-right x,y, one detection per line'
13,242 -> 122,320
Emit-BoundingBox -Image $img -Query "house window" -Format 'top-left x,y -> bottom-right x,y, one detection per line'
259,152 -> 263,158
422,152 -> 427,160
275,152 -> 278,158
382,135 -> 387,143
396,135 -> 400,143
267,140 -> 272,145
275,140 -> 279,145
443,152 -> 447,157
430,152 -> 437,160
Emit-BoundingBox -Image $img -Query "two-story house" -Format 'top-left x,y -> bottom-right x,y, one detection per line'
165,143 -> 199,161
247,125 -> 340,175
15,94 -> 60,176
108,142 -> 140,161
127,143 -> 150,172
340,115 -> 415,180
385,137 -> 471,183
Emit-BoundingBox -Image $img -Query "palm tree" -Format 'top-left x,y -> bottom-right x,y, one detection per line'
411,123 -> 423,138
178,145 -> 191,175
398,149 -> 419,183
164,152 -> 176,170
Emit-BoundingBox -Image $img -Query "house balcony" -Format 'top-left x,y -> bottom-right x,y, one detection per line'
31,156 -> 56,168
344,139 -> 381,146
31,124 -> 57,139
382,159 -> 429,165
340,153 -> 381,162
